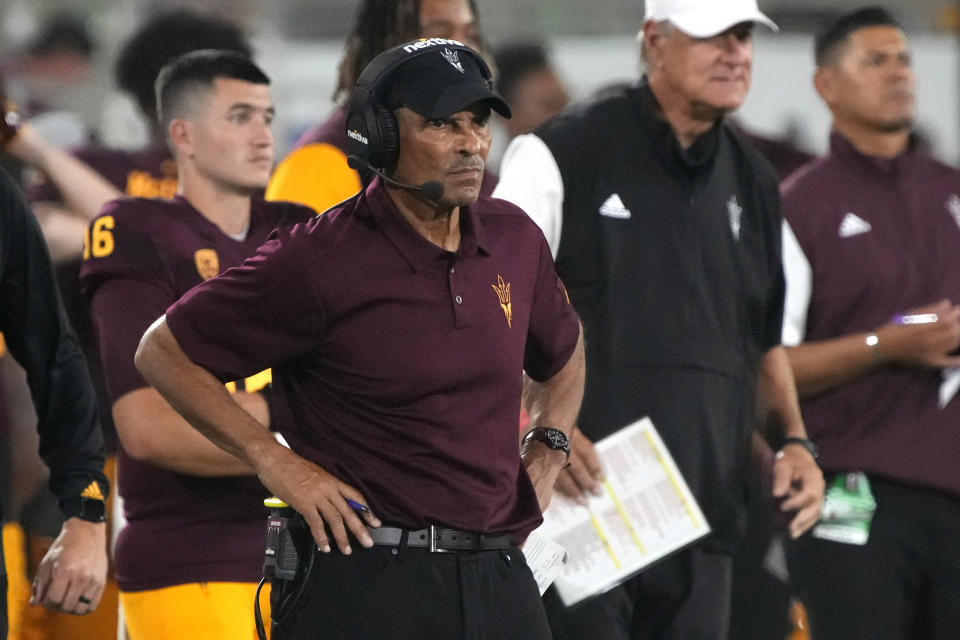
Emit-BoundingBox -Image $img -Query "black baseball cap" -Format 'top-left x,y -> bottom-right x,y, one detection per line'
386,46 -> 511,120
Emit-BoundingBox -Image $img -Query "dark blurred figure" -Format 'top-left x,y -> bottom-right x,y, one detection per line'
1,10 -> 253,640
0,164 -> 109,640
493,41 -> 569,141
266,0 -> 492,214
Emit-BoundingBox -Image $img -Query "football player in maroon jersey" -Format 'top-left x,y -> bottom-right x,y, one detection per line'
80,50 -> 313,640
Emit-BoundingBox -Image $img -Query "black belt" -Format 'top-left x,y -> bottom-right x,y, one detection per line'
366,525 -> 512,553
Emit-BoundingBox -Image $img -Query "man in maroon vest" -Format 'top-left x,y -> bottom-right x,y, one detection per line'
781,7 -> 960,639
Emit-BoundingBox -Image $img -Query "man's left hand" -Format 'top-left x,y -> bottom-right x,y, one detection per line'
522,441 -> 568,512
31,517 -> 108,615
772,445 -> 825,539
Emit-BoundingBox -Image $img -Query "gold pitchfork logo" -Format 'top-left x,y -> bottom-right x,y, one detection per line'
491,274 -> 512,328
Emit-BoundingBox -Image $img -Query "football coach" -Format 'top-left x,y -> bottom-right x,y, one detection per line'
135,38 -> 585,640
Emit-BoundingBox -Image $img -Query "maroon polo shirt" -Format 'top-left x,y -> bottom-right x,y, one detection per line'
165,177 -> 580,540
782,132 -> 960,496
80,195 -> 314,591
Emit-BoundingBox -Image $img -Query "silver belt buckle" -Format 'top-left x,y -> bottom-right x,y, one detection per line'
428,524 -> 454,553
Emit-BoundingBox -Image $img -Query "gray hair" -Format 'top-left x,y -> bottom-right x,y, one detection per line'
639,20 -> 675,67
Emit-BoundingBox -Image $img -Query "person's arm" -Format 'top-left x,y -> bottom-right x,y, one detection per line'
492,134 -> 565,258
5,124 -> 122,221
0,166 -> 108,615
112,385 -> 268,476
781,220 -> 960,398
523,326 -> 585,511
499,135 -> 604,503
89,275 -> 269,476
755,346 -> 824,539
786,299 -> 960,398
136,317 -> 380,555
0,352 -> 49,519
29,201 -> 90,264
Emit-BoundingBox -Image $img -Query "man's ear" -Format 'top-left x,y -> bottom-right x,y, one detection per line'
168,119 -> 194,157
642,19 -> 668,67
813,66 -> 836,107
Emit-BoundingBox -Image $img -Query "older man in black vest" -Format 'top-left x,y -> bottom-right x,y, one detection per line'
496,0 -> 824,637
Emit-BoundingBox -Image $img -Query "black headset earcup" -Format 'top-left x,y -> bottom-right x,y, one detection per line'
374,105 -> 399,170
346,87 -> 374,164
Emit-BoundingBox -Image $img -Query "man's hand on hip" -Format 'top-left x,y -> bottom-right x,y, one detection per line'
255,445 -> 381,555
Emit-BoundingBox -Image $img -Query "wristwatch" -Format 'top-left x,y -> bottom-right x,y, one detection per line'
780,436 -> 819,460
521,426 -> 571,461
61,480 -> 108,523
61,495 -> 106,523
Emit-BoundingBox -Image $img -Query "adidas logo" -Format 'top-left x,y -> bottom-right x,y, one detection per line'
599,193 -> 631,219
838,212 -> 872,238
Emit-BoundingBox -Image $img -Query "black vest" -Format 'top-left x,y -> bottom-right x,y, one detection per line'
536,81 -> 784,545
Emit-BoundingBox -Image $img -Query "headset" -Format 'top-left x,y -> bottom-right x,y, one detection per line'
345,38 -> 495,171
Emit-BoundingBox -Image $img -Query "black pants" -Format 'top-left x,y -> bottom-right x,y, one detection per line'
544,546 -> 732,640
791,477 -> 960,640
272,543 -> 551,640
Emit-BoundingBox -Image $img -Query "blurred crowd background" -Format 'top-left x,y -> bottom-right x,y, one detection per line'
3,0 -> 960,164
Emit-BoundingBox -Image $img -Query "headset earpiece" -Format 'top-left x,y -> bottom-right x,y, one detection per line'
373,105 -> 399,170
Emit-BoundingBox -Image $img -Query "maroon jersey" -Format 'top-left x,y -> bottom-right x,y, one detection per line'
80,195 -> 314,591
166,178 -> 581,541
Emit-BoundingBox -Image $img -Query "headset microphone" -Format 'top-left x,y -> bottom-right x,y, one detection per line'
347,155 -> 445,202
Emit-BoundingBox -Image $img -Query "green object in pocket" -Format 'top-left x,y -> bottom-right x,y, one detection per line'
811,472 -> 877,545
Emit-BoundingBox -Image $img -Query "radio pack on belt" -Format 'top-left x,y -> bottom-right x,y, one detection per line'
256,497 -> 314,640
263,497 -> 300,581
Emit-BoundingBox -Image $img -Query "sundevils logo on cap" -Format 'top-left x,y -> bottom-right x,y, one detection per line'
441,48 -> 465,73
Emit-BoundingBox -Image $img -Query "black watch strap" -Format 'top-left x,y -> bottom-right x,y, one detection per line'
61,495 -> 106,523
522,426 -> 571,461
61,480 -> 108,523
780,436 -> 819,459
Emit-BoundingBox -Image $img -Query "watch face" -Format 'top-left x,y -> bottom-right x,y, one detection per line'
545,429 -> 568,449
62,495 -> 106,522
